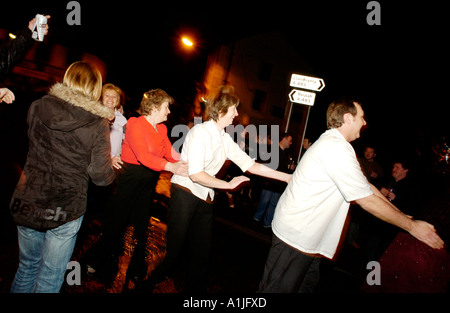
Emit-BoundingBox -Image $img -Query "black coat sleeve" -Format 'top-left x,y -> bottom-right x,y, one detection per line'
0,27 -> 34,80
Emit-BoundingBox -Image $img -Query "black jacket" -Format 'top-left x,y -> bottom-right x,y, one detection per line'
0,27 -> 34,80
10,83 -> 116,230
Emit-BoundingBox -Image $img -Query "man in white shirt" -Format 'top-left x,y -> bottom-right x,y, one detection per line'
258,99 -> 444,293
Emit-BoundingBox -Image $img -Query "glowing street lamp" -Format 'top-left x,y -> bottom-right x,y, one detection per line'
182,37 -> 194,47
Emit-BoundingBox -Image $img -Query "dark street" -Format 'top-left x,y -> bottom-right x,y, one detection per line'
1,172 -> 368,295
0,5 -> 449,311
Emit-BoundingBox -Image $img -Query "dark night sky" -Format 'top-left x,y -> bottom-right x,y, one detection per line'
2,1 -> 448,162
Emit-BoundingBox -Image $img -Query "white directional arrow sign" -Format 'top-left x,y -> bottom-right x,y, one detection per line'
289,89 -> 316,106
290,74 -> 325,92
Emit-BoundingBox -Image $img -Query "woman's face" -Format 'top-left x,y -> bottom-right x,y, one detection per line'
218,105 -> 238,128
153,101 -> 171,123
102,90 -> 119,110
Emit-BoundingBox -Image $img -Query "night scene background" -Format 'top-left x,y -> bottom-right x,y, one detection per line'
0,0 -> 448,299
1,1 -> 448,167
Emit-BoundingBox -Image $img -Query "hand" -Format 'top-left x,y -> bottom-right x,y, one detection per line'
170,161 -> 188,177
409,220 -> 445,250
0,88 -> 15,104
227,175 -> 250,190
111,156 -> 123,169
387,191 -> 396,201
380,187 -> 396,201
28,15 -> 51,35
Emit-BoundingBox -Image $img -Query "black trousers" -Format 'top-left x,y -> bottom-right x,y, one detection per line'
85,162 -> 160,274
149,185 -> 213,293
258,234 -> 321,293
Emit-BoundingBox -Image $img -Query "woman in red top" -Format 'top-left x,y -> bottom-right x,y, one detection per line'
84,89 -> 187,283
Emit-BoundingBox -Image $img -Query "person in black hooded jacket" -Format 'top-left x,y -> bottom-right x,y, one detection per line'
9,61 -> 115,293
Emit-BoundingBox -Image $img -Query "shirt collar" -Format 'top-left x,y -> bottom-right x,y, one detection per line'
205,120 -> 225,136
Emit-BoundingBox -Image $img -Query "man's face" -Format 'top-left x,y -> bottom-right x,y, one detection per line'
348,103 -> 367,141
392,163 -> 408,181
280,136 -> 293,149
364,147 -> 376,161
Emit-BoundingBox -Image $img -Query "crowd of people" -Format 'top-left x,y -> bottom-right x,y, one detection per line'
1,15 -> 448,294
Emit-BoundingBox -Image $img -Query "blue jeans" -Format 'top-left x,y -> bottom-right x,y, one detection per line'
10,216 -> 83,293
253,189 -> 281,227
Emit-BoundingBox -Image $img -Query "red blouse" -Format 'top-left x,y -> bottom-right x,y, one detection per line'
121,116 -> 180,171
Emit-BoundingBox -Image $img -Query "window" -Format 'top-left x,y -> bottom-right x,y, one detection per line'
252,89 -> 267,111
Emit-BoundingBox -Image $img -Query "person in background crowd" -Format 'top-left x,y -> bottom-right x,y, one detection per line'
299,137 -> 312,160
380,160 -> 422,217
9,61 -> 115,293
101,83 -> 127,169
86,83 -> 128,217
349,144 -> 385,249
258,98 -> 444,293
362,159 -> 425,263
253,133 -> 294,229
358,145 -> 384,187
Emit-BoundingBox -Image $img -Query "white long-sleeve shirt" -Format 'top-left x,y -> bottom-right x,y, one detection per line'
171,120 -> 255,202
110,110 -> 127,157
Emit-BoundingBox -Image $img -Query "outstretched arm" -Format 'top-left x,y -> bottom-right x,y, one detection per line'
356,184 -> 444,250
246,162 -> 292,183
190,171 -> 250,191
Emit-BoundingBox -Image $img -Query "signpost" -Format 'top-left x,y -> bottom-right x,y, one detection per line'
289,89 -> 316,106
286,73 -> 325,163
290,74 -> 325,92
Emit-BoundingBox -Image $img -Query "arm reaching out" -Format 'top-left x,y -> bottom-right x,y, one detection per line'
190,171 -> 250,191
356,184 -> 444,250
246,162 -> 292,183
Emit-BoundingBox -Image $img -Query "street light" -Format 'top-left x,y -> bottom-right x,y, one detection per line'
182,37 -> 194,47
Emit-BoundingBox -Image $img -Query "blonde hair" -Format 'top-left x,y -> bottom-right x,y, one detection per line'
139,89 -> 174,116
63,61 -> 103,101
102,83 -> 124,109
205,86 -> 239,122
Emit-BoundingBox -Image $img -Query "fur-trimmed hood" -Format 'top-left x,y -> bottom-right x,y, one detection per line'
38,83 -> 114,131
11,83 -> 116,230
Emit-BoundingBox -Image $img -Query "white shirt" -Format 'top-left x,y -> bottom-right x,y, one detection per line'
110,110 -> 127,157
272,128 -> 372,259
171,120 -> 255,201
